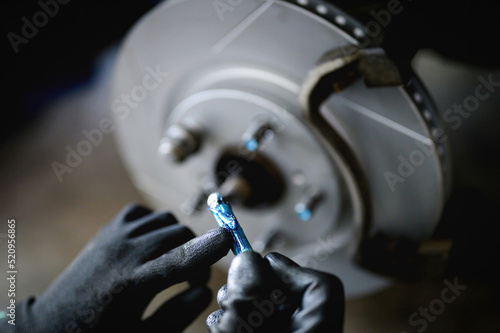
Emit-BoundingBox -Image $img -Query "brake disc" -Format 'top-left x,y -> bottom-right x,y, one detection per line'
111,0 -> 450,297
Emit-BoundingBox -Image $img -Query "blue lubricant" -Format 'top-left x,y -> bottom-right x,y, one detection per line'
207,192 -> 253,255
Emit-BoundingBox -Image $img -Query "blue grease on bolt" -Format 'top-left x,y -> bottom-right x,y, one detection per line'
244,138 -> 259,152
295,204 -> 312,221
207,192 -> 253,255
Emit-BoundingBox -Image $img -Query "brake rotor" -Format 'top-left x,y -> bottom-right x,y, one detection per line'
111,0 -> 450,297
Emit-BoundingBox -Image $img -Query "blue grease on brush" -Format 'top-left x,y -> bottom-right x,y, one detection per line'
207,193 -> 253,255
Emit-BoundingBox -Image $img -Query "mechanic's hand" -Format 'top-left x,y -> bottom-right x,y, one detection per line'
206,251 -> 345,333
5,204 -> 233,333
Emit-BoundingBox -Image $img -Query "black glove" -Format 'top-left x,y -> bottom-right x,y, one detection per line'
0,204 -> 233,333
206,251 -> 345,333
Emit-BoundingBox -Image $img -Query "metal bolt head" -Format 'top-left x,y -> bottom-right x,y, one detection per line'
158,124 -> 199,162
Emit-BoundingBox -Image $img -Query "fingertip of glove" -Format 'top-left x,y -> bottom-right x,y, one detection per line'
215,226 -> 232,239
206,309 -> 224,331
127,211 -> 182,238
265,252 -> 301,268
228,251 -> 263,274
216,284 -> 228,305
182,228 -> 233,265
152,210 -> 179,222
318,270 -> 344,298
207,227 -> 234,253
266,252 -> 345,299
264,252 -> 311,290
121,203 -> 152,222
227,251 -> 270,294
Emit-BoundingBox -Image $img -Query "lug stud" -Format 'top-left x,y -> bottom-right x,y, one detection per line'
158,124 -> 200,162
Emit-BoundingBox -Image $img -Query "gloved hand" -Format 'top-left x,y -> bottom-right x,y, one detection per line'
0,204 -> 232,333
206,251 -> 345,333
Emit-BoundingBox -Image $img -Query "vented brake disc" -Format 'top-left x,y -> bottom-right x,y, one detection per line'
111,0 -> 450,297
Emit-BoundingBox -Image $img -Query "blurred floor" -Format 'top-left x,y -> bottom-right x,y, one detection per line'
1,49 -> 499,332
